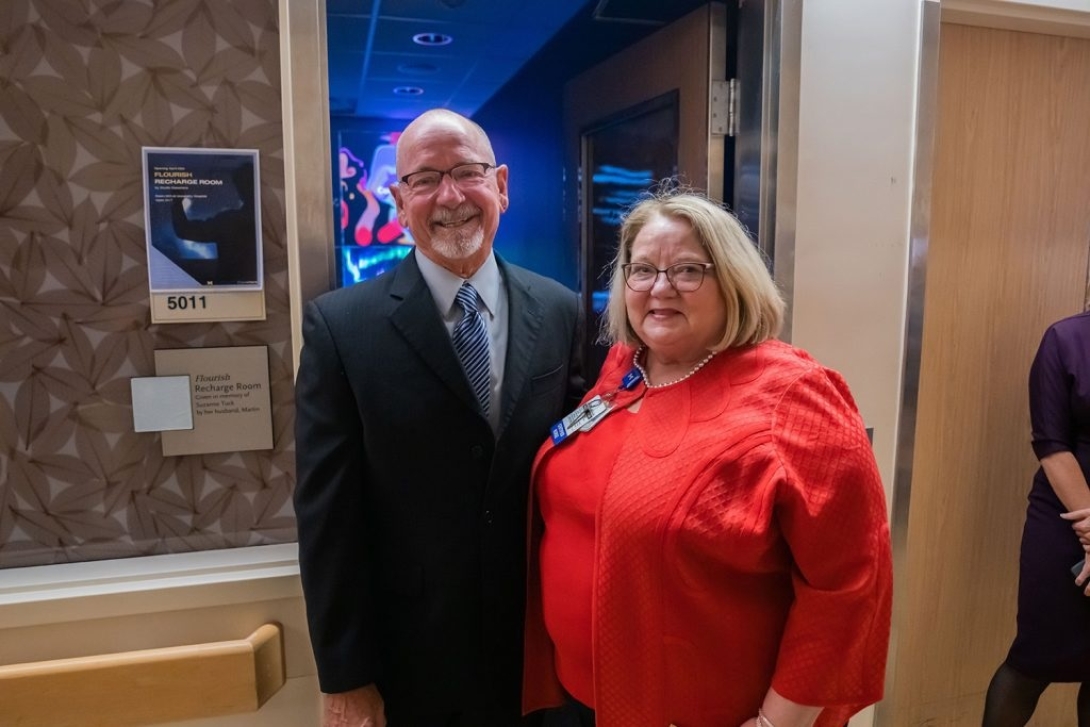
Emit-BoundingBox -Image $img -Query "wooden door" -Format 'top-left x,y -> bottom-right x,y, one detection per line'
889,23 -> 1090,726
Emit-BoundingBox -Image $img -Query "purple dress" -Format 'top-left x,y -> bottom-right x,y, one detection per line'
1007,311 -> 1090,681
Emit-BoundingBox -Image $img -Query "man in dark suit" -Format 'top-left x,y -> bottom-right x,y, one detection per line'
294,109 -> 583,727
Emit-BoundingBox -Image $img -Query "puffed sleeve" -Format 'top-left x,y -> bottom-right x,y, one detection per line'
769,366 -> 893,707
294,299 -> 381,693
1029,325 -> 1074,460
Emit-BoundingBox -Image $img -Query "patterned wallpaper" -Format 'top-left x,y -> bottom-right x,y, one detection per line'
0,0 -> 296,568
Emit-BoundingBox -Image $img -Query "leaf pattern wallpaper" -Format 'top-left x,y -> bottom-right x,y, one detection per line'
0,0 -> 296,568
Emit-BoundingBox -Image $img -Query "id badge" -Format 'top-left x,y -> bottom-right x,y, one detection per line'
550,370 -> 640,445
577,395 -> 614,432
551,403 -> 591,445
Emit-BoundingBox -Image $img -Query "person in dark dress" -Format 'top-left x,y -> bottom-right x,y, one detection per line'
983,311 -> 1090,726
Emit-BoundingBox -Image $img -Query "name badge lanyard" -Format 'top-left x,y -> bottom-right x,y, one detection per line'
549,367 -> 643,446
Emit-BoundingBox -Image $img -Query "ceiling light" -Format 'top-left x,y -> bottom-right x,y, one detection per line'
393,86 -> 425,96
412,32 -> 453,47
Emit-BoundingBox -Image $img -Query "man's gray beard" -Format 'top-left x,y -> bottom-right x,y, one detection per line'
431,226 -> 484,261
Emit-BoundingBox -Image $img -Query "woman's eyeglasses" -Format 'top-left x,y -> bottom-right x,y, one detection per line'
621,262 -> 715,292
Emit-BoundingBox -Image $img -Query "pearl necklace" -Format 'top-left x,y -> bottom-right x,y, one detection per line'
632,346 -> 718,389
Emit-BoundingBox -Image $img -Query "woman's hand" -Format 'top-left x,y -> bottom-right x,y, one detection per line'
736,689 -> 822,727
1060,511 -> 1090,595
1073,558 -> 1090,595
1061,507 -> 1090,548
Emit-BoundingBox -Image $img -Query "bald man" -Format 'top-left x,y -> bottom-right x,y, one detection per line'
295,109 -> 583,727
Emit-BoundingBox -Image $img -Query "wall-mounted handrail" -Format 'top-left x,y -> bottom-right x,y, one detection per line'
0,622 -> 285,726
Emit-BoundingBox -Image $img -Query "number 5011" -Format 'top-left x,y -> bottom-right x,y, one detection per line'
166,295 -> 208,310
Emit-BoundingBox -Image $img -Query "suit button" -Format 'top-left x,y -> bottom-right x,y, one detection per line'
471,445 -> 484,459
483,510 -> 493,524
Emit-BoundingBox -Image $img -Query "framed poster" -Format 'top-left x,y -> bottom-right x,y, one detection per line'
142,147 -> 266,322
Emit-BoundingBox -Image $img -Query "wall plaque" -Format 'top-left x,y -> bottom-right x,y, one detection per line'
154,346 -> 273,457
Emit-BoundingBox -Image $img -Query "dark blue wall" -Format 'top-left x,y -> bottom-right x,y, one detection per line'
474,85 -> 575,290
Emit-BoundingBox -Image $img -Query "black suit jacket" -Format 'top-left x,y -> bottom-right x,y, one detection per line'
294,253 -> 583,722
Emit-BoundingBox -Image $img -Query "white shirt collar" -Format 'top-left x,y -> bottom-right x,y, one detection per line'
414,249 -> 501,320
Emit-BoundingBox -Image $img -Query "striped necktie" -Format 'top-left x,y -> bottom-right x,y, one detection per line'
452,282 -> 491,417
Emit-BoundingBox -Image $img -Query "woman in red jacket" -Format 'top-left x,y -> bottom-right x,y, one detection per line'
523,190 -> 893,727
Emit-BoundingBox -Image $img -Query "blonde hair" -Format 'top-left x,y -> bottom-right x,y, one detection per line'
602,188 -> 785,349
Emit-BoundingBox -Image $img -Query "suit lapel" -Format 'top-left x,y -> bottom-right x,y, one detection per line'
388,255 -> 481,413
498,260 -> 544,438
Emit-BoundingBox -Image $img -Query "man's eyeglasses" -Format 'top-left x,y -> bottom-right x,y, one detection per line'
399,162 -> 495,194
622,262 -> 715,292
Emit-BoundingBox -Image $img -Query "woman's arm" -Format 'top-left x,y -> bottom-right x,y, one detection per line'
768,366 -> 893,712
1042,451 -> 1090,514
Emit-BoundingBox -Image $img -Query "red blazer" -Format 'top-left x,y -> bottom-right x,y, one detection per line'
524,341 -> 892,727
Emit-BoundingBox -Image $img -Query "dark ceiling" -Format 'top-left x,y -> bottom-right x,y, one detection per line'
326,0 -> 717,120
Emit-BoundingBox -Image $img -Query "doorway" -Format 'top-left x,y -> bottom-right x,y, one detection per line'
890,21 -> 1090,725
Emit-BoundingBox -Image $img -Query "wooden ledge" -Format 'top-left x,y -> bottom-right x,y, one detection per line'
0,623 -> 286,727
